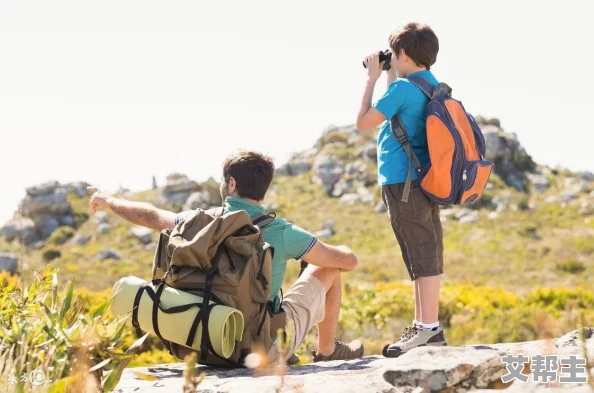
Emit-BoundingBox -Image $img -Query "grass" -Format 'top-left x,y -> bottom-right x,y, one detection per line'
0,149 -> 592,376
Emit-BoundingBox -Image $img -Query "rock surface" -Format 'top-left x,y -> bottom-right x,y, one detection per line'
0,253 -> 18,274
116,328 -> 594,393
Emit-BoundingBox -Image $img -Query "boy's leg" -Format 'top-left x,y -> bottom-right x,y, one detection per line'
416,275 -> 440,324
381,182 -> 446,357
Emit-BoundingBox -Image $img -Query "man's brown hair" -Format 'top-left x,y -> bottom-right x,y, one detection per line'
389,22 -> 439,70
223,150 -> 275,201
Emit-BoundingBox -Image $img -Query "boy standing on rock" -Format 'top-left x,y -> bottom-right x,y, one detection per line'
355,22 -> 447,356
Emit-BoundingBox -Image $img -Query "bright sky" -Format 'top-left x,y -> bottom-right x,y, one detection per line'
1,0 -> 592,224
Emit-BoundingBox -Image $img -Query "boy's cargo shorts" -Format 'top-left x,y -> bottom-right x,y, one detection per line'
381,180 -> 444,280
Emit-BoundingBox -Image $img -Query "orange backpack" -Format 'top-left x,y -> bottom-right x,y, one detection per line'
390,77 -> 494,205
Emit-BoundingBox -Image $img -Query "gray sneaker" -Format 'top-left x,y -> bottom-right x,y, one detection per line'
383,325 -> 447,358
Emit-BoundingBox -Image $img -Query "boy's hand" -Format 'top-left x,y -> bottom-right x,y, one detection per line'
363,51 -> 384,81
88,186 -> 115,213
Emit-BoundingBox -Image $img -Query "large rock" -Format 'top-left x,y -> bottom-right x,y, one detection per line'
115,328 -> 594,393
97,248 -> 121,261
21,186 -> 71,216
32,215 -> 60,239
131,226 -> 153,245
65,181 -> 91,197
357,142 -> 377,160
0,253 -> 18,274
526,173 -> 550,191
312,154 -> 344,195
162,174 -> 200,195
1,217 -> 38,244
277,158 -> 312,176
182,191 -> 211,211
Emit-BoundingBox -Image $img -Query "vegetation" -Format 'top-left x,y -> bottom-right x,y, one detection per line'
0,126 -> 592,389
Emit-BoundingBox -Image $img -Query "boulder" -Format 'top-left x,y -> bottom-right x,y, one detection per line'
25,181 -> 60,197
459,215 -> 479,224
65,181 -> 91,197
312,154 -> 344,195
98,223 -> 110,234
357,142 -> 377,160
94,211 -> 109,225
72,234 -> 91,245
580,171 -> 594,181
97,248 -> 121,261
526,173 -> 550,191
182,191 -> 211,211
277,158 -> 312,176
0,253 -> 18,274
1,217 -> 37,244
339,188 -> 374,206
374,201 -> 387,213
162,175 -> 200,195
579,201 -> 593,216
131,226 -> 153,245
21,186 -> 71,216
33,215 -> 60,239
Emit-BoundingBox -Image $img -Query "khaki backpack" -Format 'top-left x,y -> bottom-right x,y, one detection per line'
133,207 -> 276,367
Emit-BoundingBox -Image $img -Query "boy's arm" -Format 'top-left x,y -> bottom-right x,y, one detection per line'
88,187 -> 177,231
356,52 -> 387,132
355,78 -> 386,132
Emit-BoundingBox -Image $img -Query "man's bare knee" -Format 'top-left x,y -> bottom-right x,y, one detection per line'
302,264 -> 341,293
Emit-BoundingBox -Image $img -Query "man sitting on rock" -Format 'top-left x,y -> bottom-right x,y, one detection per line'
88,149 -> 364,364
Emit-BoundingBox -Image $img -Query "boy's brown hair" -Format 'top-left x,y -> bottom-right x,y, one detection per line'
223,150 -> 275,201
389,22 -> 439,70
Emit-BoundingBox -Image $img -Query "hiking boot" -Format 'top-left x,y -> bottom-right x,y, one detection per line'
383,325 -> 447,358
286,353 -> 300,366
312,339 -> 364,362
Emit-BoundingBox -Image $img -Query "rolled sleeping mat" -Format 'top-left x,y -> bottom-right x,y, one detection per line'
110,276 -> 244,359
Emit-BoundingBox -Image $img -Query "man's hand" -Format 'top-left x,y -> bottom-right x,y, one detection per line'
88,186 -> 115,213
363,51 -> 385,82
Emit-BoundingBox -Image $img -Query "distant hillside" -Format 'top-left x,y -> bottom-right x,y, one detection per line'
0,117 -> 593,363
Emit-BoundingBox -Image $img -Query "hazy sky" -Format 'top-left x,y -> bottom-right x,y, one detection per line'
1,0 -> 592,224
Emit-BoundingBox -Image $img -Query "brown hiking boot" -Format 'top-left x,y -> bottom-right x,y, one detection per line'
312,339 -> 364,362
286,353 -> 300,366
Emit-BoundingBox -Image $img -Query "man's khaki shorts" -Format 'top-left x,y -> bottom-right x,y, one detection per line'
267,274 -> 326,363
381,180 -> 444,280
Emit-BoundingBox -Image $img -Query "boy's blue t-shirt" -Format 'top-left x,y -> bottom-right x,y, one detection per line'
373,70 -> 439,186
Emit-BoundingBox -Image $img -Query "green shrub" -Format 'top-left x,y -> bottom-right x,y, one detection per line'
513,151 -> 536,172
556,259 -> 586,274
42,248 -> 62,262
0,267 -> 145,393
48,226 -> 75,245
73,211 -> 89,228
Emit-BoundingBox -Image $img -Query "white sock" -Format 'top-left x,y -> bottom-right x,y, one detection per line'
417,321 -> 440,330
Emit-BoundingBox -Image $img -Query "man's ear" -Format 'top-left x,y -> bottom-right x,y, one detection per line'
228,177 -> 237,193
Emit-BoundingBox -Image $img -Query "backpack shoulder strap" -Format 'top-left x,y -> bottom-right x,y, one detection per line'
251,212 -> 276,228
205,206 -> 225,217
390,115 -> 423,204
407,76 -> 436,98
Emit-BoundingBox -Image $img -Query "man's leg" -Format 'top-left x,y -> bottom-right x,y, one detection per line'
300,265 -> 341,355
268,264 -> 363,364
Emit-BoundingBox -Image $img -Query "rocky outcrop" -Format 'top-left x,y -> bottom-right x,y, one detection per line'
182,191 -> 212,211
0,180 -> 87,245
116,328 -> 594,393
0,253 -> 18,275
157,174 -> 201,207
312,154 -> 345,196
